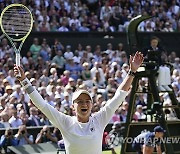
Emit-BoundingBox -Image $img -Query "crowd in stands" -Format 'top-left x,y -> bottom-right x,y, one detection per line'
0,0 -> 180,32
0,35 -> 179,152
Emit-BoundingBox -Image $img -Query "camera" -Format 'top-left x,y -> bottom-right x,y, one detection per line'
164,109 -> 170,114
8,132 -> 12,136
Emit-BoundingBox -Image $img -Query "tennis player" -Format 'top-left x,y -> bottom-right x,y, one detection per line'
14,51 -> 144,154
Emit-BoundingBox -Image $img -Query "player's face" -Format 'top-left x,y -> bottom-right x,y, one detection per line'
73,94 -> 93,123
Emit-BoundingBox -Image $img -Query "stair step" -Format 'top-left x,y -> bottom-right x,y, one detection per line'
167,121 -> 180,124
163,105 -> 179,108
167,135 -> 180,137
135,91 -> 152,94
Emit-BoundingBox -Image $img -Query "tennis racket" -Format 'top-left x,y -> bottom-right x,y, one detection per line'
0,4 -> 33,77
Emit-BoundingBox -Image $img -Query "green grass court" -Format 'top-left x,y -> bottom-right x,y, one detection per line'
102,146 -> 121,154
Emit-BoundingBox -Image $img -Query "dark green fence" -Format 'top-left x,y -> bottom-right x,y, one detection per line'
0,123 -> 114,142
17,32 -> 180,57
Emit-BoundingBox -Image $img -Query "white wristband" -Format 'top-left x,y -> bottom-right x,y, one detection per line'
20,78 -> 32,89
20,78 -> 35,94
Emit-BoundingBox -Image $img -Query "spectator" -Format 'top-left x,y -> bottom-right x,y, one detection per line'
81,62 -> 92,87
5,70 -> 16,86
173,57 -> 180,70
39,38 -> 51,61
110,6 -> 123,31
111,109 -> 121,123
52,50 -> 66,75
91,62 -> 105,84
93,45 -> 102,63
29,38 -> 41,60
163,99 -> 180,121
44,94 -> 55,107
65,58 -> 82,81
115,70 -> 123,84
53,39 -> 64,52
58,18 -> 69,32
135,94 -> 147,110
61,70 -> 70,86
106,78 -> 118,95
39,69 -> 49,87
92,69 -> 106,90
11,84 -> 22,100
75,43 -> 84,58
64,45 -> 74,60
0,128 -> 18,153
8,109 -> 23,128
15,125 -> 33,146
133,105 -> 146,121
100,1 -> 112,20
53,127 -> 62,143
119,107 -> 127,122
0,112 -> 10,128
35,125 -> 57,144
49,67 -> 58,82
40,113 -> 52,126
78,22 -> 90,32
38,21 -> 50,32
19,110 -> 29,126
108,121 -> 124,153
69,13 -> 81,29
27,107 -> 41,126
61,92 -> 71,112
5,0 -> 177,32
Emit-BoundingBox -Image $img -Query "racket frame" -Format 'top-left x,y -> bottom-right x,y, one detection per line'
0,4 -> 33,76
0,3 -> 33,54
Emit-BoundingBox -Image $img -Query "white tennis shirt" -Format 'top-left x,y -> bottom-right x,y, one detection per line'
21,78 -> 128,154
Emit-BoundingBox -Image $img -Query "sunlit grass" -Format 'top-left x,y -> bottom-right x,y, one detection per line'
102,146 -> 121,154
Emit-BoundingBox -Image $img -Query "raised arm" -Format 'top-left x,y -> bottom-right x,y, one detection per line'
14,65 -> 73,132
95,52 -> 144,128
118,51 -> 144,91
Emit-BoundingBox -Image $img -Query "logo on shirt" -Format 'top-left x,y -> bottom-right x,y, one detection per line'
90,127 -> 95,132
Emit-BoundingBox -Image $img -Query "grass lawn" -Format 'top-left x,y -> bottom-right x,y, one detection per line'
102,146 -> 121,154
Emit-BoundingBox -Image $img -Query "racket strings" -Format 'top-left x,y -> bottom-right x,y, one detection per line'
1,6 -> 32,38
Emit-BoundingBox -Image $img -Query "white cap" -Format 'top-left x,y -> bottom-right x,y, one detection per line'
111,62 -> 117,66
12,84 -> 21,90
72,90 -> 93,103
16,103 -> 23,109
64,92 -> 69,97
69,78 -> 74,82
136,105 -> 143,109
55,94 -> 61,99
30,78 -> 36,83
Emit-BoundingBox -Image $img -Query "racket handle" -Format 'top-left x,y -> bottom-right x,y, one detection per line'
16,53 -> 21,66
16,53 -> 21,78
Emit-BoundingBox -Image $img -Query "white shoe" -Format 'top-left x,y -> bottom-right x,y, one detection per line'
158,85 -> 166,92
162,85 -> 172,91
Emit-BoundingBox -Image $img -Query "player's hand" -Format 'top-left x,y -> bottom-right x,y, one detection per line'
14,64 -> 26,81
129,51 -> 144,72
